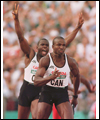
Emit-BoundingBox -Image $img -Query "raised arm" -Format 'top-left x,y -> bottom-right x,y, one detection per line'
65,13 -> 84,47
12,3 -> 34,57
34,56 -> 61,86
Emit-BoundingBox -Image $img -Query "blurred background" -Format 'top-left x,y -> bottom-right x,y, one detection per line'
2,1 -> 97,119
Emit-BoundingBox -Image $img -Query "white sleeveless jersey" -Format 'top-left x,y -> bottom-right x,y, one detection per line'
44,53 -> 71,88
24,53 -> 39,83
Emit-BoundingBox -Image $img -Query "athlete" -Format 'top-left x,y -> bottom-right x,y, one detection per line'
12,3 -> 84,119
34,36 -> 81,119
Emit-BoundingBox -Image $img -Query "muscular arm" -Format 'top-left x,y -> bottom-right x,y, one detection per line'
14,18 -> 31,55
12,4 -> 34,57
34,56 -> 61,86
68,86 -> 81,94
34,56 -> 51,86
80,75 -> 96,93
68,56 -> 80,96
65,13 -> 84,47
69,73 -> 96,93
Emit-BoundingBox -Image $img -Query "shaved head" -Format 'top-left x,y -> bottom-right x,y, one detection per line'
37,38 -> 49,46
53,36 -> 65,45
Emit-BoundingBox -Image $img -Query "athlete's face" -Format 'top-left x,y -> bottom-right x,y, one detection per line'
37,40 -> 49,57
52,38 -> 66,55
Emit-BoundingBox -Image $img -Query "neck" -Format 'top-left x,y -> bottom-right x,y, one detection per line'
37,53 -> 43,62
52,52 -> 64,59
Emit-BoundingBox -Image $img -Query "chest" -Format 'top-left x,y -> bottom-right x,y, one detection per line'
52,58 -> 65,68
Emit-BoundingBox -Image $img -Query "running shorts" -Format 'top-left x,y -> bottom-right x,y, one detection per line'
39,85 -> 69,106
18,80 -> 42,107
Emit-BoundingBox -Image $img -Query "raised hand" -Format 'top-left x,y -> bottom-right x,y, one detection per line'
12,3 -> 19,20
77,12 -> 84,29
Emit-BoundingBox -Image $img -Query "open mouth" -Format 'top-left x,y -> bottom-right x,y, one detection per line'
42,50 -> 47,55
59,50 -> 64,53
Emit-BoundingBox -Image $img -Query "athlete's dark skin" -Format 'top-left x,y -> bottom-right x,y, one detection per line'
12,3 -> 84,119
34,38 -> 80,119
69,74 -> 96,94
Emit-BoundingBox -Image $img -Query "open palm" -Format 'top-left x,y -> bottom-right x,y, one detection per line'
12,3 -> 19,20
77,12 -> 84,28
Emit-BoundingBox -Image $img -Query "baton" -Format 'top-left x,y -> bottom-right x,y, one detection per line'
72,104 -> 75,114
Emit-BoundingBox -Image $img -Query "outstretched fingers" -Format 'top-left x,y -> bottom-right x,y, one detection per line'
12,3 -> 19,19
15,3 -> 17,10
17,4 -> 19,11
79,12 -> 84,23
14,3 -> 19,12
54,68 -> 61,77
77,12 -> 84,28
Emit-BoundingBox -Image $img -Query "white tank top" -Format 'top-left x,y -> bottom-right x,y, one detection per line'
44,53 -> 71,88
24,53 -> 39,83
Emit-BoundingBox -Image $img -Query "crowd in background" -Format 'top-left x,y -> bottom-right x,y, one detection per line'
3,1 -> 96,119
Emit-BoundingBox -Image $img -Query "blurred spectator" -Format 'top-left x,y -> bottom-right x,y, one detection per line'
10,62 -> 25,87
3,71 -> 14,119
76,37 -> 89,58
3,24 -> 18,45
76,83 -> 89,113
15,73 -> 24,98
88,101 -> 96,119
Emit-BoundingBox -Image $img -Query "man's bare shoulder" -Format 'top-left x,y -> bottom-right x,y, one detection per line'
67,55 -> 76,62
39,54 -> 50,68
40,54 -> 49,61
67,55 -> 78,66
